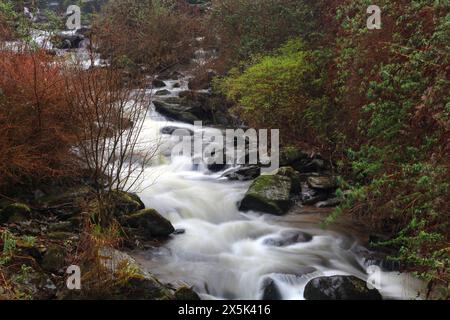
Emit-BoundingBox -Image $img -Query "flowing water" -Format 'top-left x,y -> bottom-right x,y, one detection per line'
127,77 -> 426,300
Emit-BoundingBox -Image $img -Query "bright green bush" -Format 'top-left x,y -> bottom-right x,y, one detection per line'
216,39 -> 328,143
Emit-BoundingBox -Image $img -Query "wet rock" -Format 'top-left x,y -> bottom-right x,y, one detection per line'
155,89 -> 171,96
152,78 -> 166,88
41,245 -> 66,273
263,230 -> 312,247
91,190 -> 145,217
160,126 -> 194,136
0,203 -> 31,224
276,167 -> 301,194
53,32 -> 84,49
98,247 -> 173,300
117,275 -> 173,300
153,100 -> 199,124
303,276 -> 382,300
261,278 -> 282,300
307,176 -> 337,190
222,166 -> 261,181
122,209 -> 175,238
173,229 -> 186,235
239,175 -> 293,215
301,182 -> 329,205
174,286 -> 201,300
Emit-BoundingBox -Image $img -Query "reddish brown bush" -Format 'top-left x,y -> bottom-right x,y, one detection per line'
0,49 -> 79,190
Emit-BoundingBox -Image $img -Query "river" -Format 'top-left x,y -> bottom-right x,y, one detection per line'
124,75 -> 426,300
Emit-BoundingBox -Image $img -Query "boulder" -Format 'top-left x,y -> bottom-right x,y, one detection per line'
222,166 -> 261,181
153,100 -> 199,124
117,275 -> 173,300
0,203 -> 31,224
152,79 -> 166,88
155,89 -> 171,96
101,190 -> 145,216
276,167 -> 301,194
303,276 -> 382,300
263,230 -> 312,247
122,209 -> 175,238
41,245 -> 66,273
53,32 -> 84,49
301,182 -> 329,205
174,286 -> 201,300
307,176 -> 337,190
260,278 -> 282,300
239,175 -> 293,215
98,247 -> 173,300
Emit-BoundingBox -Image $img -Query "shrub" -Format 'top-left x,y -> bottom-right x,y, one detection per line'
216,39 -> 328,144
93,0 -> 203,73
0,49 -> 79,190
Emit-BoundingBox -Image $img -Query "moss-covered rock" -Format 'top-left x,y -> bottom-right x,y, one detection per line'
122,209 -> 175,238
174,286 -> 201,300
276,166 -> 301,193
303,276 -> 382,300
41,245 -> 66,273
239,175 -> 293,215
90,190 -> 145,217
116,275 -> 174,300
0,203 -> 31,224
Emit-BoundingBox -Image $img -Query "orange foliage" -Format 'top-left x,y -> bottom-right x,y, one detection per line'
0,49 -> 79,190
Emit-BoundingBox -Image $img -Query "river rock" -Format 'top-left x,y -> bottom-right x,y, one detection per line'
122,209 -> 175,238
108,190 -> 145,216
263,230 -> 312,247
153,100 -> 199,124
260,278 -> 282,300
155,89 -> 171,96
98,248 -> 173,300
307,176 -> 337,190
303,275 -> 382,300
53,32 -> 84,49
152,78 -> 166,88
239,175 -> 293,215
174,286 -> 201,300
0,203 -> 32,223
222,166 -> 261,181
276,167 -> 301,194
